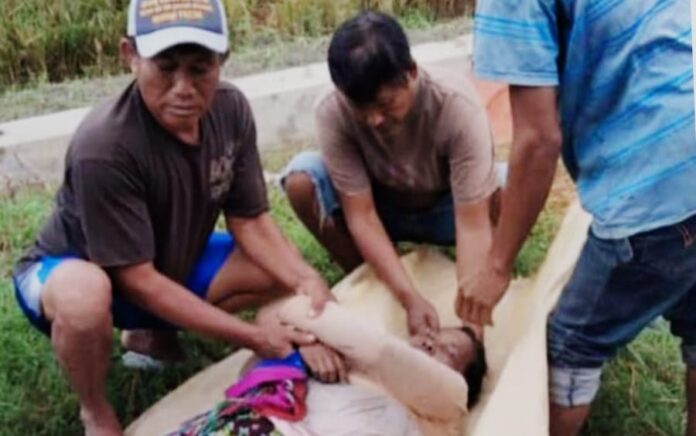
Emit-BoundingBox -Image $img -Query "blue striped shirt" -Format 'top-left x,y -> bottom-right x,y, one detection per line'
473,0 -> 696,238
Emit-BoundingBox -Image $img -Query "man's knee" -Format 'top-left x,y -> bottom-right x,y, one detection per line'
42,261 -> 113,331
547,318 -> 605,408
549,366 -> 603,408
281,151 -> 339,225
669,316 -> 696,368
284,172 -> 316,209
207,248 -> 285,311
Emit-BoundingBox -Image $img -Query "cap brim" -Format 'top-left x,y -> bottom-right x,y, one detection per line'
135,27 -> 229,58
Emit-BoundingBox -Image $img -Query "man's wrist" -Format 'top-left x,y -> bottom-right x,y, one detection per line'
396,289 -> 420,308
227,322 -> 263,351
293,270 -> 323,291
488,250 -> 513,279
456,269 -> 475,289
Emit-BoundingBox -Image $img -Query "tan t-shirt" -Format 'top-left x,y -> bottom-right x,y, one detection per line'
317,66 -> 497,210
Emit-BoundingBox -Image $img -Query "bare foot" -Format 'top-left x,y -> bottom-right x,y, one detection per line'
120,330 -> 185,362
81,405 -> 122,436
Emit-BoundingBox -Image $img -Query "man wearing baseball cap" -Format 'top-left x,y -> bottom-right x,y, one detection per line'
12,0 -> 332,434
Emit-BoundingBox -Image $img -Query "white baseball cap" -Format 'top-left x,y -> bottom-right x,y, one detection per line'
127,0 -> 230,58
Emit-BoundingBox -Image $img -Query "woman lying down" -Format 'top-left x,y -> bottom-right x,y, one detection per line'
173,296 -> 487,436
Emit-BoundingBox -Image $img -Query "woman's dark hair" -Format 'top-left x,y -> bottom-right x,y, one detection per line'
327,10 -> 415,105
461,326 -> 488,408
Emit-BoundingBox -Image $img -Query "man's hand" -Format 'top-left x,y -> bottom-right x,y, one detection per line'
251,314 -> 316,359
296,275 -> 335,316
456,262 -> 511,326
299,343 -> 348,384
403,293 -> 440,338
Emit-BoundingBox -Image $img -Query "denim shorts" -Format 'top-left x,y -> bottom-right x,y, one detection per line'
281,151 -> 507,246
548,213 -> 696,406
13,232 -> 235,335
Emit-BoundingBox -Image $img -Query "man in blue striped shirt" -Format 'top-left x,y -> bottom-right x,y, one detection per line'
458,1 -> 696,434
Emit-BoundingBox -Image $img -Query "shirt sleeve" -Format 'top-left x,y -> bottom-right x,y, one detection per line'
278,296 -> 469,421
72,158 -> 155,268
223,94 -> 270,218
445,97 -> 499,205
316,100 -> 372,196
473,0 -> 561,86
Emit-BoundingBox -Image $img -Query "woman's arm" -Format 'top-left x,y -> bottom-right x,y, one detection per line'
278,296 -> 469,421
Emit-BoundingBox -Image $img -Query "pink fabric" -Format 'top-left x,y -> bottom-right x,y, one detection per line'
225,366 -> 305,397
225,365 -> 308,422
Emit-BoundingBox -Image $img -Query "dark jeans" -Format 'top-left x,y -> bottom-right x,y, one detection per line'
548,213 -> 696,406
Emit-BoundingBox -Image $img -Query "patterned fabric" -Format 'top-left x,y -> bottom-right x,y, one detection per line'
172,352 -> 308,435
225,352 -> 308,422
171,403 -> 281,436
473,0 -> 696,239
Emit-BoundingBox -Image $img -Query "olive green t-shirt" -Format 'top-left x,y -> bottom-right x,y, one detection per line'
15,81 -> 268,284
317,67 -> 497,210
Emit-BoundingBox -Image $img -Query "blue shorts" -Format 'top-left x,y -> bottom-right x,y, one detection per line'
548,214 -> 696,406
13,232 -> 235,335
281,151 -> 507,245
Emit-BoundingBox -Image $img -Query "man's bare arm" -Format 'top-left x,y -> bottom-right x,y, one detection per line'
458,86 -> 562,325
341,191 -> 440,336
112,262 -> 312,357
227,212 -> 333,312
113,263 -> 254,342
454,198 -> 493,293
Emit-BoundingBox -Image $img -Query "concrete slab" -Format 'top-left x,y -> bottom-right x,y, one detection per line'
0,34 -> 511,188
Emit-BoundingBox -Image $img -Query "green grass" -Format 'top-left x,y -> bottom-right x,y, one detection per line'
513,208 -> 559,278
0,185 -> 688,435
0,188 -> 233,434
585,322 -> 687,436
0,185 -> 344,435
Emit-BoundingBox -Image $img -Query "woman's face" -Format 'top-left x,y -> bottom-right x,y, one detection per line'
410,327 -> 476,371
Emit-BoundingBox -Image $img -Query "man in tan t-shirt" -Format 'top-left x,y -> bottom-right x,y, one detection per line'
283,11 -> 504,344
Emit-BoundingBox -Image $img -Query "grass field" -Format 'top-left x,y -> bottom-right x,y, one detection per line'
0,0 -> 473,90
0,17 -> 472,123
0,178 -> 688,435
